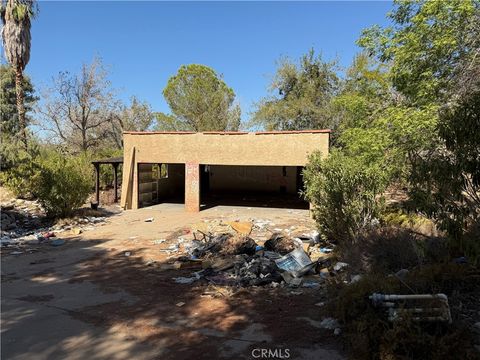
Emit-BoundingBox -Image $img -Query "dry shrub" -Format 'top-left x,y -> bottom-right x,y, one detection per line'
327,264 -> 479,360
343,227 -> 423,274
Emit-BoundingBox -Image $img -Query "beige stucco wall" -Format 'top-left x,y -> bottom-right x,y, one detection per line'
121,131 -> 329,209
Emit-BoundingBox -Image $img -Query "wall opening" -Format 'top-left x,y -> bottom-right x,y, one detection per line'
200,165 -> 308,210
138,163 -> 185,208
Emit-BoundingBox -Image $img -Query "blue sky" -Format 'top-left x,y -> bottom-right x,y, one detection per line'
12,1 -> 393,121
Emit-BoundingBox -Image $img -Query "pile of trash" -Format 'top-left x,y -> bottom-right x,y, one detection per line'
1,198 -> 108,253
158,219 -> 341,289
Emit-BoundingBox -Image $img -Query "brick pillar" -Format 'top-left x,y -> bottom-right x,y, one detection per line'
185,162 -> 200,212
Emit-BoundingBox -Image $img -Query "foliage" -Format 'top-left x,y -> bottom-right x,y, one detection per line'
154,112 -> 192,131
358,0 -> 480,238
162,64 -> 241,131
31,150 -> 92,218
303,150 -> 388,246
358,0 -> 478,105
251,49 -> 339,131
0,140 -> 39,198
107,96 -> 154,148
0,64 -> 37,136
328,264 -> 478,360
38,57 -> 120,152
1,0 -> 36,147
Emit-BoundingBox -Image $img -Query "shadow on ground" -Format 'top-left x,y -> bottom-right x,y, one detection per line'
1,232 -> 344,360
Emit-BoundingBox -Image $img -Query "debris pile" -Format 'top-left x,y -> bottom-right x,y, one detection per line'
1,199 -> 108,254
157,219 -> 339,289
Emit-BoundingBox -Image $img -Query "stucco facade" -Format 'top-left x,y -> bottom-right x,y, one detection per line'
120,130 -> 330,212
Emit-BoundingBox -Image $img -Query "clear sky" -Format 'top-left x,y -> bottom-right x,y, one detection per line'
14,1 -> 393,122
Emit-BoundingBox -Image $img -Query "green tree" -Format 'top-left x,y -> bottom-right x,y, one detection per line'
1,0 -> 36,148
251,49 -> 339,131
0,64 -> 37,135
162,64 -> 241,131
359,0 -> 478,106
358,0 -> 480,237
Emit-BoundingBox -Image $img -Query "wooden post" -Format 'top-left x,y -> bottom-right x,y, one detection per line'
113,163 -> 119,203
94,163 -> 100,204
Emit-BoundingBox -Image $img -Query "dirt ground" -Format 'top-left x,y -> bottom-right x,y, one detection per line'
1,203 -> 346,360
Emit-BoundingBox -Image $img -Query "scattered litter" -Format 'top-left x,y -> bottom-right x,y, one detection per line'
369,293 -> 452,323
302,280 -> 321,288
50,238 -> 65,246
315,302 -> 325,307
175,302 -> 185,307
275,247 -> 314,278
71,228 -> 82,235
289,290 -> 304,295
173,276 -> 198,284
333,262 -> 348,272
350,274 -> 363,283
319,317 -> 340,330
320,247 -> 333,253
10,251 -> 23,255
153,239 -> 166,245
144,217 -> 154,222
124,251 -> 131,257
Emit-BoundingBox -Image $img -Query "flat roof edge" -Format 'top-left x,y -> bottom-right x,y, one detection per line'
123,129 -> 331,135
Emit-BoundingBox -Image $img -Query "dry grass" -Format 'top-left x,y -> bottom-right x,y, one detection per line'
326,264 -> 480,360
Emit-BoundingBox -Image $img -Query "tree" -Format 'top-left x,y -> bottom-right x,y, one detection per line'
0,64 -> 37,170
358,0 -> 478,106
108,97 -> 154,148
358,0 -> 480,237
39,57 -> 120,153
162,64 -> 241,131
251,49 -> 339,131
0,64 -> 37,135
1,0 -> 35,148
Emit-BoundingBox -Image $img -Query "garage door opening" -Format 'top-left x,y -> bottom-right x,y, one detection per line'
138,163 -> 185,208
199,165 -> 308,210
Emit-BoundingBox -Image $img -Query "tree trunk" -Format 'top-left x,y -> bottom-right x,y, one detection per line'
14,65 -> 28,149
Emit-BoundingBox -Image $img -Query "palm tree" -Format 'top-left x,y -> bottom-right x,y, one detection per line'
1,0 -> 35,148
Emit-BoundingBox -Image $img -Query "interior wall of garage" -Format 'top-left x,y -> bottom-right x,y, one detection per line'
158,163 -> 185,200
207,165 -> 298,194
138,163 -> 185,208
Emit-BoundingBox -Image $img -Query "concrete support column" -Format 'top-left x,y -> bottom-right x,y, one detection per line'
185,162 -> 200,212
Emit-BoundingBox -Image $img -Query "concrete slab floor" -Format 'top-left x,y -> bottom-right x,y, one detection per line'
1,203 -> 345,360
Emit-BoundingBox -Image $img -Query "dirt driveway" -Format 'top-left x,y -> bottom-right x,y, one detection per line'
1,203 -> 345,360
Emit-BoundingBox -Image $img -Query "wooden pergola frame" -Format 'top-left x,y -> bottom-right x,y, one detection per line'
91,157 -> 123,205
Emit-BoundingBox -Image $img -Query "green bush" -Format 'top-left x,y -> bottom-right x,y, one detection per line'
0,138 -> 40,199
303,150 -> 388,246
31,151 -> 92,218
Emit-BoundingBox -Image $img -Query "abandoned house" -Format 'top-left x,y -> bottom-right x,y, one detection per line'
120,130 -> 330,212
